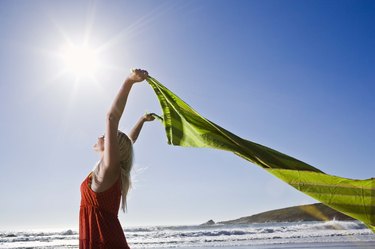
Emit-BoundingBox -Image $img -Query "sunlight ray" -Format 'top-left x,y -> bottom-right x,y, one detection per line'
96,1 -> 178,53
29,46 -> 63,59
83,0 -> 98,47
6,40 -> 63,61
90,76 -> 113,103
46,68 -> 70,85
56,77 -> 81,142
98,63 -> 127,74
48,15 -> 76,47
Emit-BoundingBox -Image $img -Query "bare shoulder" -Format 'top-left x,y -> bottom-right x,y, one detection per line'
90,164 -> 120,193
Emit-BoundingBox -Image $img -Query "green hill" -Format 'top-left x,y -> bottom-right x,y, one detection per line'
207,203 -> 355,225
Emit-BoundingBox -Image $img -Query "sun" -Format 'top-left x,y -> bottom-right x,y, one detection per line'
61,43 -> 99,78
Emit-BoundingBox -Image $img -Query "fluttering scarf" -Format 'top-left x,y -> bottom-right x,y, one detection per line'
146,76 -> 374,233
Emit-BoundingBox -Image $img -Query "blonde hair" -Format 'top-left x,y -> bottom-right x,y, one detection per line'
117,130 -> 134,212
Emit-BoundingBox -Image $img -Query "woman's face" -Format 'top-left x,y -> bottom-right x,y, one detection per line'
93,135 -> 105,152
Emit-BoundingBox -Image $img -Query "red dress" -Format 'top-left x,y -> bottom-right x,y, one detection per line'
79,173 -> 130,249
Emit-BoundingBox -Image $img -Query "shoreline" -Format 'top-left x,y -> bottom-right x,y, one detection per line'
151,241 -> 375,249
1,221 -> 374,249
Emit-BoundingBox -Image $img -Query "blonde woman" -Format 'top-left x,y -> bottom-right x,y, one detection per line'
79,69 -> 154,249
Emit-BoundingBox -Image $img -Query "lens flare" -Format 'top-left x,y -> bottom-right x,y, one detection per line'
61,44 -> 98,77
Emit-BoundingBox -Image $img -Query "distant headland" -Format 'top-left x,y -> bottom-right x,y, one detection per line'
201,203 -> 354,225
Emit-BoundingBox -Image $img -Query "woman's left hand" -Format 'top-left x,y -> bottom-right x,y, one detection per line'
143,113 -> 155,122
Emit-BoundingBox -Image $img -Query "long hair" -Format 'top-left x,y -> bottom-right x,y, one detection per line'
117,130 -> 134,212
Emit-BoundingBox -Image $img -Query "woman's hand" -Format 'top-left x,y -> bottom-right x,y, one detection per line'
129,113 -> 155,143
126,68 -> 149,84
142,113 -> 155,122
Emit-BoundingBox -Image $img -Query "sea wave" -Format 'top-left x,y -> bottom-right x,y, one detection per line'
0,221 -> 374,249
126,220 -> 374,248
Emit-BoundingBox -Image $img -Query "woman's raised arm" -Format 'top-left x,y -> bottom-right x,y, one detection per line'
103,69 -> 148,173
129,113 -> 155,143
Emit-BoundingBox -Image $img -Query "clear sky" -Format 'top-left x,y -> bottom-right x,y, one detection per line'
0,0 -> 374,230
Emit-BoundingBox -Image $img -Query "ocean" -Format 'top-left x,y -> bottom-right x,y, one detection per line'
1,220 -> 374,249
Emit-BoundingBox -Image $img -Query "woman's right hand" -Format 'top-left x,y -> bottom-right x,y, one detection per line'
126,68 -> 149,84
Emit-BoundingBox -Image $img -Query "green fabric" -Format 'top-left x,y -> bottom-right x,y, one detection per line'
146,76 -> 375,233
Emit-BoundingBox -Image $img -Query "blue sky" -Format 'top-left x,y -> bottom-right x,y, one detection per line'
0,0 -> 374,230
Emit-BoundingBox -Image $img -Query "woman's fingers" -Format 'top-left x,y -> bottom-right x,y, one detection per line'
129,68 -> 148,82
143,113 -> 155,121
132,68 -> 148,75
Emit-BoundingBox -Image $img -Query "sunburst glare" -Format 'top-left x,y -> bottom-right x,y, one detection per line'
60,43 -> 99,78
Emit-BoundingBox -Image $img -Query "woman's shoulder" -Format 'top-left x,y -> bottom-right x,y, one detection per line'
90,170 -> 120,194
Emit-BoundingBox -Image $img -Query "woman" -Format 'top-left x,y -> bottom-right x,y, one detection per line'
79,69 -> 154,249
